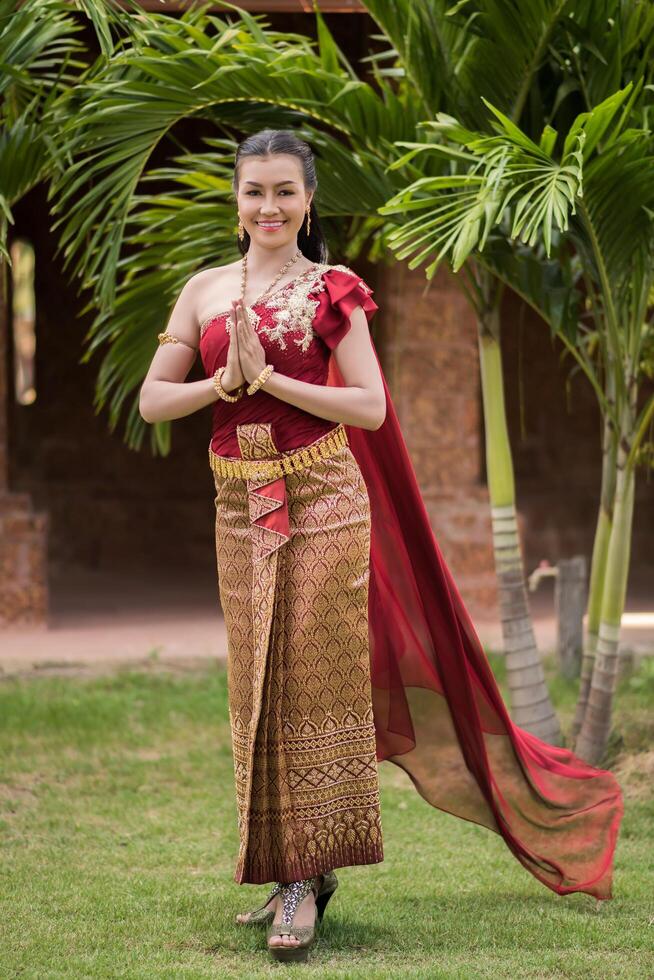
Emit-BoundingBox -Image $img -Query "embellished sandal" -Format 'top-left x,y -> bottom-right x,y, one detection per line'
266,872 -> 338,963
315,870 -> 339,922
235,881 -> 282,927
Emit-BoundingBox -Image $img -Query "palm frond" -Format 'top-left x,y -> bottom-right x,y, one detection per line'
363,0 -> 578,129
573,129 -> 654,299
46,6 -> 419,313
0,0 -> 138,256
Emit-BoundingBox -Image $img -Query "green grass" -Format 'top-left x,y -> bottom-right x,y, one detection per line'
1,655 -> 653,979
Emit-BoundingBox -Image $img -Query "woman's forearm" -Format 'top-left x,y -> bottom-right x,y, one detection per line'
260,370 -> 385,430
139,369 -> 385,430
139,377 -> 218,423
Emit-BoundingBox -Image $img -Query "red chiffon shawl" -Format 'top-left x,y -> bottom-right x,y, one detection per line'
320,267 -> 624,902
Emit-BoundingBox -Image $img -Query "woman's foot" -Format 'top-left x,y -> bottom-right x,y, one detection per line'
235,882 -> 281,925
267,878 -> 319,948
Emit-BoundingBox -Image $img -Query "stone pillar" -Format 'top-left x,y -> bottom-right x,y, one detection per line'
372,260 -> 497,617
0,256 -> 49,625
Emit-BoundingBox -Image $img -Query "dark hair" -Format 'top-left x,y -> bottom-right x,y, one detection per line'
232,129 -> 328,264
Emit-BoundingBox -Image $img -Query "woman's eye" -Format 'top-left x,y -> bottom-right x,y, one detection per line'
246,190 -> 293,195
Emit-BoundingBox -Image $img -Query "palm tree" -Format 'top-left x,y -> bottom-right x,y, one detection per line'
45,0 -> 583,741
545,0 -> 654,750
570,126 -> 654,764
380,84 -> 654,764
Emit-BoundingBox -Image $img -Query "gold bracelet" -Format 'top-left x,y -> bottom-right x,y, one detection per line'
247,363 -> 274,396
213,366 -> 244,402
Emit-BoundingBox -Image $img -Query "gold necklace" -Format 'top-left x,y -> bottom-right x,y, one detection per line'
239,248 -> 303,308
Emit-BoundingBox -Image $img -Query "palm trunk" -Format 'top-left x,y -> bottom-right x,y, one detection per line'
478,310 -> 562,745
571,409 -> 617,739
574,408 -> 635,765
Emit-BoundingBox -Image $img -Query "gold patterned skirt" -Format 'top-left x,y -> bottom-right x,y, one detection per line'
210,421 -> 384,884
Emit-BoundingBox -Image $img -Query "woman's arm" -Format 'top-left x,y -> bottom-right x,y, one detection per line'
139,277 -> 219,424
235,300 -> 386,431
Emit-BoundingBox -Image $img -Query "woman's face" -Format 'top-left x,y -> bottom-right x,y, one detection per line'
236,154 -> 312,247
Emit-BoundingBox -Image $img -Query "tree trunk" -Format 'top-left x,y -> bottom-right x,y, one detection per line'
555,555 -> 586,680
478,311 -> 562,745
571,398 -> 616,739
574,426 -> 635,765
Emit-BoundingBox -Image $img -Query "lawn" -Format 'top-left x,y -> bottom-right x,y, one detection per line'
1,652 -> 652,978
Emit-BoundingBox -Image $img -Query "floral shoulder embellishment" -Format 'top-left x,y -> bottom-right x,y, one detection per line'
309,263 -> 373,296
257,265 -> 329,353
209,263 -> 370,354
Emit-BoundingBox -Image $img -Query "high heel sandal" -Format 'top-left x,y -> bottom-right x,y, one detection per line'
235,881 -> 281,927
266,871 -> 338,963
315,870 -> 338,922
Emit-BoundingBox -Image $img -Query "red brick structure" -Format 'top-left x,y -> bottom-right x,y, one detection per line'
372,260 -> 496,612
0,263 -> 48,624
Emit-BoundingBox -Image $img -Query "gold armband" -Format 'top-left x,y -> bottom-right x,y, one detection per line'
157,332 -> 197,352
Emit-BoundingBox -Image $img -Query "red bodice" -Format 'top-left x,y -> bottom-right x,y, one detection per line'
199,263 -> 379,456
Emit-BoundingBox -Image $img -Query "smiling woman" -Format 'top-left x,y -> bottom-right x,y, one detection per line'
238,173 -> 307,247
139,128 -> 624,967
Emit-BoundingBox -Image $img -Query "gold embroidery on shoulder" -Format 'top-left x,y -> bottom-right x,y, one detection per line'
330,264 -> 373,293
206,264 -> 369,354
219,263 -> 327,354
307,263 -> 372,296
260,266 -> 329,352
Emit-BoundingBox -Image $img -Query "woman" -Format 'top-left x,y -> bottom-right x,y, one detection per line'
140,129 -> 624,965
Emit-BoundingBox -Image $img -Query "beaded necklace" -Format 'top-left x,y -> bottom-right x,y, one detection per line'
239,247 -> 304,309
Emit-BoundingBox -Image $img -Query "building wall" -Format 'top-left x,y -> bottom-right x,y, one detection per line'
8,187 -> 217,592
371,259 -> 497,615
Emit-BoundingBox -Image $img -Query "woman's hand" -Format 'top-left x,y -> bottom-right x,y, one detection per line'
220,300 -> 246,392
233,298 -> 267,385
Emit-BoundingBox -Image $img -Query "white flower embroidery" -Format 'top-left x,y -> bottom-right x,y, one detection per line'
200,263 -> 370,353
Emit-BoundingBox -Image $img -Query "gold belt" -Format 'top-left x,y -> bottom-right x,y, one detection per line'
208,423 -> 349,481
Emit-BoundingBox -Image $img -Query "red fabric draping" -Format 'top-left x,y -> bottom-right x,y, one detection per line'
319,268 -> 624,902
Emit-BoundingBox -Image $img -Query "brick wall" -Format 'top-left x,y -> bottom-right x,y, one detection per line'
370,259 -> 497,616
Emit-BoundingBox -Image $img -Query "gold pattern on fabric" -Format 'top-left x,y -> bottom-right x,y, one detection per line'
199,263 -> 372,350
212,422 -> 383,884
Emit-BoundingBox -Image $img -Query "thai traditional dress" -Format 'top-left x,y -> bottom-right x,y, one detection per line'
198,261 -> 624,899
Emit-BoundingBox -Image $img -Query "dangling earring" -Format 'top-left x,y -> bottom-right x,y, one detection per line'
305,205 -> 311,236
238,214 -> 244,241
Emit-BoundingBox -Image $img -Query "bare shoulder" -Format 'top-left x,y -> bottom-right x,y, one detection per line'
193,261 -> 244,325
187,261 -> 237,296
191,260 -> 241,286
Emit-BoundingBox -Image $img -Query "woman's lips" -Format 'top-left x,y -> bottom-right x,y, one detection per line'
256,220 -> 287,232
